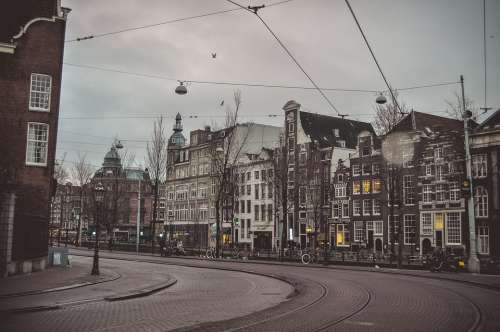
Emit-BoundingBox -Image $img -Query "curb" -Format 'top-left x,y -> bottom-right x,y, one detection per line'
0,268 -> 121,299
104,277 -> 178,301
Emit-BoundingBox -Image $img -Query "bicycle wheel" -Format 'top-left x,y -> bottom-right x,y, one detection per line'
301,253 -> 311,264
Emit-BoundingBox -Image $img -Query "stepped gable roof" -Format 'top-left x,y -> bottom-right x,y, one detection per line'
299,111 -> 375,149
391,111 -> 463,134
475,108 -> 500,132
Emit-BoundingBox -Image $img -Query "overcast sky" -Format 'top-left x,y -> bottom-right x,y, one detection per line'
58,0 -> 500,171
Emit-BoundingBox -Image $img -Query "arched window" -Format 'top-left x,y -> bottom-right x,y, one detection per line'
474,186 -> 488,218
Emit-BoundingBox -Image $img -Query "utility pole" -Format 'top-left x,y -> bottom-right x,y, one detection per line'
461,75 -> 480,273
136,178 -> 141,255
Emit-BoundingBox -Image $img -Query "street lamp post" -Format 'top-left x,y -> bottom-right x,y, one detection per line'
461,75 -> 480,273
91,182 -> 104,276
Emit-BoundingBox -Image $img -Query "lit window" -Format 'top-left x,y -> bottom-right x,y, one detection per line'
472,154 -> 487,178
372,179 -> 381,193
353,181 -> 360,195
362,180 -> 371,194
29,73 -> 52,111
446,212 -> 461,245
336,224 -> 349,246
474,186 -> 488,217
26,122 -> 49,166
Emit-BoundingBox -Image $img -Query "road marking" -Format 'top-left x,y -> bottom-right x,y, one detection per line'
345,321 -> 375,326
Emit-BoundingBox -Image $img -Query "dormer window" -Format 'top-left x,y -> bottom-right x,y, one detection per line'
362,146 -> 370,157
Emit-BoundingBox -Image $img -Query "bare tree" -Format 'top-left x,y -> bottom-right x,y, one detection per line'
210,90 -> 250,257
146,117 -> 168,253
373,90 -> 408,135
53,156 -> 69,246
445,92 -> 479,121
71,152 -> 94,246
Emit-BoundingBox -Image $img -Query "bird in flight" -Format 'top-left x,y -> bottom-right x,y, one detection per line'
211,53 -> 217,58
220,100 -> 224,106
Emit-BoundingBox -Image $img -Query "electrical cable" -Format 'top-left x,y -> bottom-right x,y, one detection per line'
344,0 -> 403,114
225,0 -> 342,116
65,0 -> 299,43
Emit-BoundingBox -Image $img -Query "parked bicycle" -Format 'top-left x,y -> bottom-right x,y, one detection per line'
301,250 -> 319,264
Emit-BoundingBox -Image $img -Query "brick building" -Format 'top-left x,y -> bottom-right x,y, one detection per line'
280,100 -> 375,249
470,108 -> 500,263
0,0 -> 70,276
50,182 -> 82,244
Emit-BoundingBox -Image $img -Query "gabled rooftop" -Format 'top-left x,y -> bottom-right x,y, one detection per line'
298,111 -> 375,149
390,111 -> 464,134
475,108 -> 500,132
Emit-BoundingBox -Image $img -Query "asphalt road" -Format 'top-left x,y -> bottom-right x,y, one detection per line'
2,249 -> 499,332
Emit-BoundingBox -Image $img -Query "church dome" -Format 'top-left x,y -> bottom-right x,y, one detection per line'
103,146 -> 122,168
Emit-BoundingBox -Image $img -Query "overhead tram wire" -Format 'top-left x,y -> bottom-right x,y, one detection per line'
344,0 -> 403,115
65,0 -> 300,43
225,0 -> 342,116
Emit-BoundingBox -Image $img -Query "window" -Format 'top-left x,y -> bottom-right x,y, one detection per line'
268,183 -> 273,198
247,172 -> 251,181
474,186 -> 488,217
403,175 -> 414,205
342,202 -> 349,218
335,185 -> 346,197
479,226 -> 489,254
255,205 -> 259,220
353,181 -> 360,195
261,169 -> 266,180
388,215 -> 400,244
372,164 -> 380,175
299,152 -> 307,165
403,215 -> 416,245
422,185 -> 433,203
363,199 -> 371,215
362,147 -> 370,157
472,154 -> 487,178
288,137 -> 295,151
372,199 -> 381,215
26,123 -> 49,166
362,180 -> 371,194
333,203 -> 341,218
240,185 -> 244,196
240,200 -> 245,213
255,171 -> 259,180
268,204 -> 273,222
402,149 -> 413,168
352,164 -> 360,176
247,200 -> 251,213
261,183 -> 266,198
337,174 -> 344,182
446,212 -> 461,245
353,200 -> 361,216
425,164 -> 433,176
435,184 -> 446,202
421,213 -> 433,235
362,164 -> 371,175
299,211 -> 306,219
29,73 -> 52,111
354,221 -> 364,242
255,184 -> 259,199
436,164 -> 446,181
247,220 -> 251,238
336,224 -> 350,246
241,219 -> 245,239
235,200 -> 239,213
372,179 -> 381,193
434,147 -> 443,161
299,186 -> 306,205
261,204 -> 266,221
374,221 -> 383,236
247,185 -> 251,196
288,122 -> 295,133
449,182 -> 460,201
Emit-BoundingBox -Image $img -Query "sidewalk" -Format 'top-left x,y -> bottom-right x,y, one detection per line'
0,258 -> 119,298
0,255 -> 176,313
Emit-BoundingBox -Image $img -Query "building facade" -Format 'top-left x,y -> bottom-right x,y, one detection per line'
0,0 -> 70,276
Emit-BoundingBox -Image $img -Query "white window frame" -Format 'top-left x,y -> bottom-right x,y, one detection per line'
474,186 -> 488,218
478,226 -> 489,254
425,164 -> 433,176
449,182 -> 460,201
472,154 -> 487,178
421,213 -> 433,235
29,73 -> 52,112
435,184 -> 446,202
445,212 -> 461,245
403,175 -> 414,205
353,200 -> 361,216
403,214 -> 416,245
26,122 -> 49,166
374,220 -> 383,236
423,185 -> 433,203
372,199 -> 381,215
354,221 -> 364,242
362,199 -> 371,216
352,164 -> 360,177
